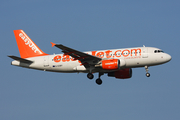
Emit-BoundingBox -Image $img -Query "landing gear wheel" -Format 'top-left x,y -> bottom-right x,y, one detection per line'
145,66 -> 150,77
87,73 -> 94,79
146,73 -> 150,77
96,78 -> 102,85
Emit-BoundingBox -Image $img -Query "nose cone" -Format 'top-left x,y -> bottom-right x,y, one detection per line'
166,54 -> 172,62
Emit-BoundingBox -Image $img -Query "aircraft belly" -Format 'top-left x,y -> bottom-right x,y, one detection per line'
50,61 -> 79,72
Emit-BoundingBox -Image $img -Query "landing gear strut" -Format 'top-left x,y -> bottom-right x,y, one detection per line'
87,66 -> 94,80
96,72 -> 104,85
145,66 -> 150,77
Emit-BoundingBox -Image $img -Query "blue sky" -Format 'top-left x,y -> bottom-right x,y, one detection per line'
1,0 -> 180,120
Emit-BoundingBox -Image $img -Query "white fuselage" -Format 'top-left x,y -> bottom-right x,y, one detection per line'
11,47 -> 171,73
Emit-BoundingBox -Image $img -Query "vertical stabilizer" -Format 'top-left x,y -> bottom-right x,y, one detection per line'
14,30 -> 48,58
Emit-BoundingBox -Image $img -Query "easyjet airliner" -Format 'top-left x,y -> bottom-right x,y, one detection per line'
9,30 -> 171,85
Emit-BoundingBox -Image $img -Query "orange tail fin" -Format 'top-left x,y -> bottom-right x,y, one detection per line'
14,30 -> 48,58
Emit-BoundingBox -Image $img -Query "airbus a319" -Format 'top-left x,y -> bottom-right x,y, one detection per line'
9,30 -> 171,85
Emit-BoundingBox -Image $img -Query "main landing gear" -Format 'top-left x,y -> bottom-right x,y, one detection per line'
145,66 -> 150,77
96,72 -> 104,85
87,72 -> 104,85
87,73 -> 94,79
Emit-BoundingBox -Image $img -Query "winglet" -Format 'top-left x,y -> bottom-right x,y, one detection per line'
50,42 -> 56,47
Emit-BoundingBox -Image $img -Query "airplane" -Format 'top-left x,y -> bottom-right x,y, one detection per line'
8,30 -> 171,85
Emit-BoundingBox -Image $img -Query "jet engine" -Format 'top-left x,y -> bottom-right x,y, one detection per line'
101,59 -> 120,70
108,68 -> 132,79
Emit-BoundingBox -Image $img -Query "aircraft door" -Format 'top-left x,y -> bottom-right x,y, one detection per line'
142,47 -> 148,58
44,56 -> 49,68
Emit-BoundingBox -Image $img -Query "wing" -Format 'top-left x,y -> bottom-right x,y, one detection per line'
51,42 -> 101,67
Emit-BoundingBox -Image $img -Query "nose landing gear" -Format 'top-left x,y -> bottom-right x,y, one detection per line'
145,66 -> 150,77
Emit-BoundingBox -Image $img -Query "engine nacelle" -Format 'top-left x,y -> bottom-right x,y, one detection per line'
108,68 -> 132,79
101,59 -> 120,70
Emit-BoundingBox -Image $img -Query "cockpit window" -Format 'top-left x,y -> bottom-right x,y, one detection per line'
154,50 -> 164,53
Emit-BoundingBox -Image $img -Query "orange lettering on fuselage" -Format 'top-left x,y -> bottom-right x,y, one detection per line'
53,55 -> 61,62
62,55 -> 70,62
91,51 -> 97,56
53,48 -> 141,63
114,50 -> 121,57
105,50 -> 112,58
122,49 -> 130,57
96,52 -> 104,58
131,48 -> 141,56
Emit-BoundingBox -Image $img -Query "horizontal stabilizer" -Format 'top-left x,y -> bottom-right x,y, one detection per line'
8,55 -> 33,64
